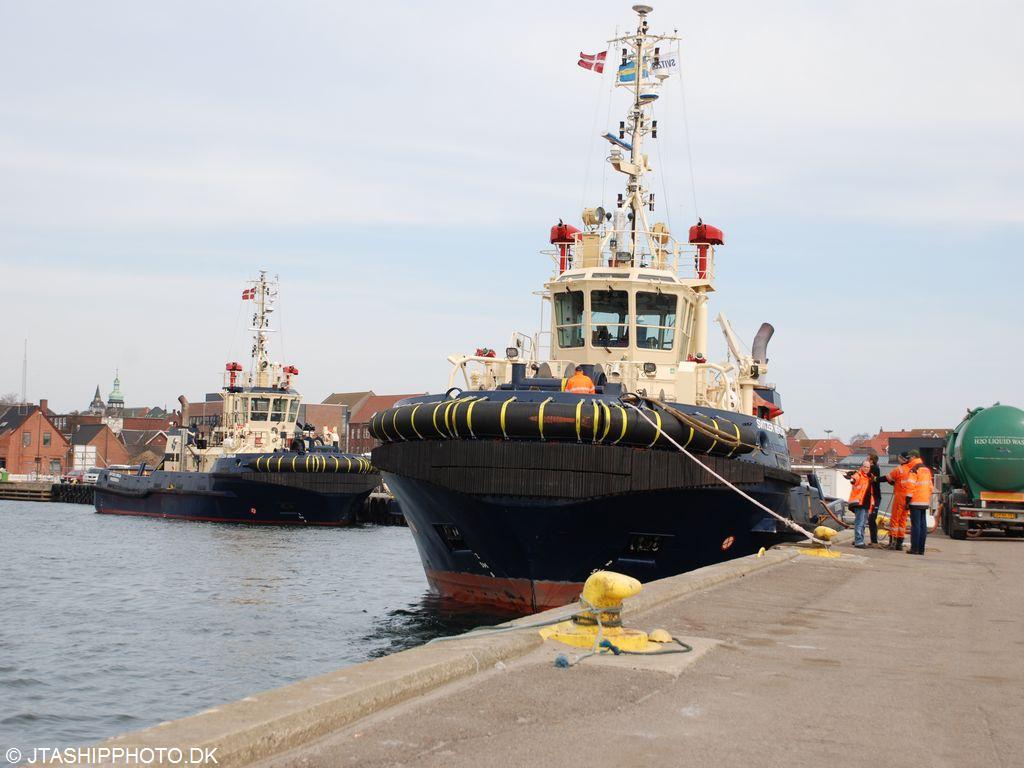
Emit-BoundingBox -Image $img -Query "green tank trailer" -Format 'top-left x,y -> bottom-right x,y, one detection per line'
941,404 -> 1024,539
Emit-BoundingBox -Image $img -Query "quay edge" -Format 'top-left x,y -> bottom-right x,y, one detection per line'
84,546 -> 807,767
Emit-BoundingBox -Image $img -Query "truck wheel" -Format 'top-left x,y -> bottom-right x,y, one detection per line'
951,528 -> 967,540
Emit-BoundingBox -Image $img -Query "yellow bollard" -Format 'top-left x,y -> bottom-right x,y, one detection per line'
540,571 -> 664,652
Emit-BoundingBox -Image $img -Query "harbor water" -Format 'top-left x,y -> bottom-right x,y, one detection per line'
0,501 -> 514,755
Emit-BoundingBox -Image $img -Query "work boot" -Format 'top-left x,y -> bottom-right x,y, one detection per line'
897,537 -> 905,550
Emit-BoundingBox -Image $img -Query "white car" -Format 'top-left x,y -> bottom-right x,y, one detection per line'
83,467 -> 102,484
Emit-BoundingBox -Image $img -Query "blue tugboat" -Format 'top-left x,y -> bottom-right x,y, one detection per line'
369,5 -> 836,611
94,272 -> 378,525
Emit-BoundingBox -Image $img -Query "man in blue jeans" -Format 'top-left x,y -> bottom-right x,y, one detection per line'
905,450 -> 934,555
847,460 -> 872,548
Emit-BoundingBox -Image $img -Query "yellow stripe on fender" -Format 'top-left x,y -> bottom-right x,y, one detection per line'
443,400 -> 457,438
592,402 -> 600,443
499,397 -> 516,439
647,410 -> 662,448
467,397 -> 482,438
575,399 -> 584,442
277,456 -> 284,472
409,403 -> 424,440
727,422 -> 741,457
708,418 -> 719,454
684,425 -> 694,449
599,401 -> 613,443
612,405 -> 629,445
392,408 -> 404,441
431,402 -> 445,438
538,397 -> 554,440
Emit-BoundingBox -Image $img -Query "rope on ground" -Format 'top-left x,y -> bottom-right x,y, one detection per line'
622,400 -> 829,547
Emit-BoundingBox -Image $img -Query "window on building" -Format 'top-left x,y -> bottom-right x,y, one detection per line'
591,290 -> 629,347
22,431 -> 31,448
43,432 -> 52,447
635,292 -> 678,350
554,290 -> 584,348
50,459 -> 61,474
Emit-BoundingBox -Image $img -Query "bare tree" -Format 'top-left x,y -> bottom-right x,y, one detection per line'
0,392 -> 21,404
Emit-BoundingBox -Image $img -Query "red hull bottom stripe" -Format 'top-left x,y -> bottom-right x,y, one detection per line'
95,508 -> 348,526
425,568 -> 583,612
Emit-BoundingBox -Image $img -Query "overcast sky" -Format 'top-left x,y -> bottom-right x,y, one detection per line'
1,0 -> 1021,439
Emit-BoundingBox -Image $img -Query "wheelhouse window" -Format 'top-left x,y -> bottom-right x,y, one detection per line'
250,398 -> 270,421
590,290 -> 629,347
636,291 -> 678,350
554,290 -> 584,348
270,398 -> 287,422
287,399 -> 300,422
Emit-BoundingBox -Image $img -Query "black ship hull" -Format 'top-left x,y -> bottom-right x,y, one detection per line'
374,437 -> 819,612
94,460 -> 379,526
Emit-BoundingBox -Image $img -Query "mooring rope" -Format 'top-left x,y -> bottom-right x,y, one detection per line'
623,401 -> 829,546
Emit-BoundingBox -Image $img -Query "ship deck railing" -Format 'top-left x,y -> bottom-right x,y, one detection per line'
544,226 -> 717,283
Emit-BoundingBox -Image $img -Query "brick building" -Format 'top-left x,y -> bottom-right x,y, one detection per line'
121,429 -> 168,467
0,400 -> 71,477
298,403 -> 348,446
69,423 -> 131,468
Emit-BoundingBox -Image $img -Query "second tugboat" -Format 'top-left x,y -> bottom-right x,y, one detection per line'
370,5 -> 836,610
94,272 -> 378,525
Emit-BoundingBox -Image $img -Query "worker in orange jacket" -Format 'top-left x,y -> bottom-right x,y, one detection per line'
881,451 -> 912,550
905,449 -> 934,555
564,365 -> 596,394
847,460 -> 872,549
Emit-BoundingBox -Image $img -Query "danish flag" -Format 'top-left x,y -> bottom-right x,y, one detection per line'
577,50 -> 607,74
241,288 -> 257,300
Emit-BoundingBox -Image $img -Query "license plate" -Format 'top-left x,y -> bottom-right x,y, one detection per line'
993,512 -> 1016,520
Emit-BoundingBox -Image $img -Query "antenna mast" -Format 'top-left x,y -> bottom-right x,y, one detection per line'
250,270 -> 276,387
609,4 -> 678,261
21,338 -> 27,404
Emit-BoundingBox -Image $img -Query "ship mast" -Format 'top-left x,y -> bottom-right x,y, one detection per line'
609,4 -> 677,262
250,270 -> 275,387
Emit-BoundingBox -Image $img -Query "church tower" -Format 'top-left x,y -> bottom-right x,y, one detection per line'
104,371 -> 124,434
88,386 -> 105,416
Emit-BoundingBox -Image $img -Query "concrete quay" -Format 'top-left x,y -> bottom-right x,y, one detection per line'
98,534 -> 1024,768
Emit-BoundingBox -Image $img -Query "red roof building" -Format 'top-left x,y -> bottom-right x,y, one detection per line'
796,438 -> 853,466
69,423 -> 131,468
854,428 -> 950,458
0,400 -> 71,477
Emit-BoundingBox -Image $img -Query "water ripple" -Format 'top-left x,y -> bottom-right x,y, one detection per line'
0,500 -> 512,756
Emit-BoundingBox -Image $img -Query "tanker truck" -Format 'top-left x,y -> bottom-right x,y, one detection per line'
941,404 -> 1024,539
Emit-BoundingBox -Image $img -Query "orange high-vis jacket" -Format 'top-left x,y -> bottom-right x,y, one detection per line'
906,458 -> 934,505
887,464 -> 911,513
848,470 -> 870,506
565,372 -> 596,394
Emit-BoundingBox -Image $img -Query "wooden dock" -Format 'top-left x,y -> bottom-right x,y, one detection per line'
0,482 -> 53,502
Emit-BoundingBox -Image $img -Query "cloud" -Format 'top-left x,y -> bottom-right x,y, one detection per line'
0,0 -> 1022,434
